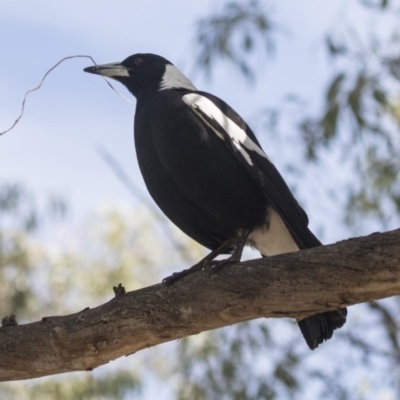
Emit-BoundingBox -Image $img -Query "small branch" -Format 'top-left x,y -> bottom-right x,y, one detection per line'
1,229 -> 399,381
0,55 -> 134,136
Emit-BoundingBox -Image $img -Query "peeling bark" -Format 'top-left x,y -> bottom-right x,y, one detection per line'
0,229 -> 399,381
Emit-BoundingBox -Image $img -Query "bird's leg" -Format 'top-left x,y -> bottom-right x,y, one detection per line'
210,229 -> 250,273
162,237 -> 237,285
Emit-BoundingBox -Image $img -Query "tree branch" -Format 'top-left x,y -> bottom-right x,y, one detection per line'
1,229 -> 399,381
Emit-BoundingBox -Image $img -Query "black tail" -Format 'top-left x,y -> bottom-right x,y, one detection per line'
291,227 -> 348,349
295,228 -> 347,349
263,224 -> 348,349
298,308 -> 347,350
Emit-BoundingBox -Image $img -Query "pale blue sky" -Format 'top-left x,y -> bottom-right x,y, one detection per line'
1,1 -> 395,399
0,0 -> 357,243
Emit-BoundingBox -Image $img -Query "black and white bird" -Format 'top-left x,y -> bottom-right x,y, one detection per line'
84,53 -> 347,349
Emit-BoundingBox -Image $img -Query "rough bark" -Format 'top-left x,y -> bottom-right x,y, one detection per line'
0,229 -> 399,382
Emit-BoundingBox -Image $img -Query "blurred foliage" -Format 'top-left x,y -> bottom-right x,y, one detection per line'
0,186 -> 166,398
0,184 -> 210,399
300,28 -> 400,228
195,0 -> 276,79
175,322 -> 299,400
361,0 -> 391,9
0,183 -> 67,318
173,0 -> 400,399
2,182 -> 400,399
1,372 -> 141,400
194,0 -> 400,231
2,0 -> 400,399
171,302 -> 400,400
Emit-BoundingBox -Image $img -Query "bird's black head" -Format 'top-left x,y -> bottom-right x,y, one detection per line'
84,53 -> 196,97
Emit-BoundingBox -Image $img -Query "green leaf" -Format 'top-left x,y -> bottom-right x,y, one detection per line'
327,72 -> 346,103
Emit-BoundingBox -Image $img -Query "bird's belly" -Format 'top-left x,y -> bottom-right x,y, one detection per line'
149,150 -> 265,228
135,144 -> 241,250
247,208 -> 299,256
136,150 -> 268,249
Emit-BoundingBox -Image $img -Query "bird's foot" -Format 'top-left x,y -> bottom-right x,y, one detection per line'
162,269 -> 190,286
162,260 -> 209,286
162,234 -> 246,285
162,255 -> 240,285
210,229 -> 248,274
209,257 -> 239,274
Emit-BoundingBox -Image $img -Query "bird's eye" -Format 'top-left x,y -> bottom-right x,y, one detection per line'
134,57 -> 143,66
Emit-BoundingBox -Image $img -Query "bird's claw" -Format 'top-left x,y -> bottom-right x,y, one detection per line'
162,274 -> 177,286
162,260 -> 212,285
163,258 -> 238,285
209,258 -> 237,274
162,270 -> 189,286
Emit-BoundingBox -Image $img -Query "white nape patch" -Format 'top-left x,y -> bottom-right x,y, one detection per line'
182,93 -> 269,165
96,63 -> 130,78
159,64 -> 197,91
248,208 -> 299,256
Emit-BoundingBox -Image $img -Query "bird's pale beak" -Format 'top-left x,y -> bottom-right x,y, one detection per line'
83,62 -> 129,78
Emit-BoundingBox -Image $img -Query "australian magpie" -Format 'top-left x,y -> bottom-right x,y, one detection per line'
84,53 -> 347,349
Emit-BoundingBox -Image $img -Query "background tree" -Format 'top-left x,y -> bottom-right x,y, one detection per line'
172,1 -> 400,399
1,0 -> 400,399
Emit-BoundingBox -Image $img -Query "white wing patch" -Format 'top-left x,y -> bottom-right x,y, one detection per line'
159,64 -> 197,91
182,93 -> 269,165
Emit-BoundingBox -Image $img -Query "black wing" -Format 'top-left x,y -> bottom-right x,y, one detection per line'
182,91 -> 321,249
